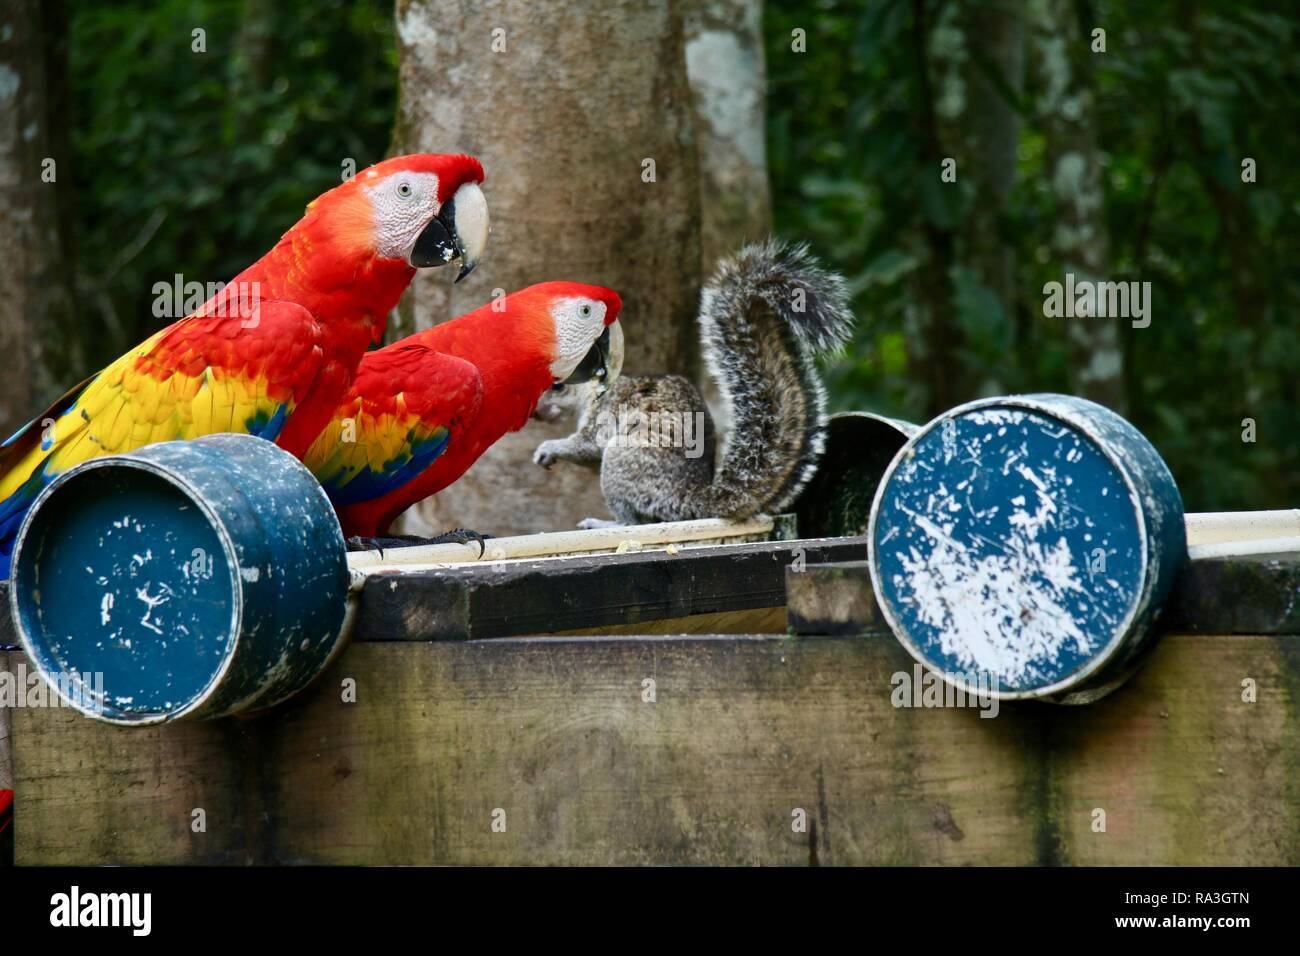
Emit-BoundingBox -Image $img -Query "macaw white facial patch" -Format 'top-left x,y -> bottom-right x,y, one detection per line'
364,171 -> 442,260
549,297 -> 608,380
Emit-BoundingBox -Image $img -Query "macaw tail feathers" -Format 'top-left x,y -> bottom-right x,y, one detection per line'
0,475 -> 45,579
0,440 -> 55,578
0,373 -> 93,469
0,375 -> 96,579
0,788 -> 12,865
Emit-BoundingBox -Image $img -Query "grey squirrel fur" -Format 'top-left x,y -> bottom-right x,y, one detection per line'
533,239 -> 854,528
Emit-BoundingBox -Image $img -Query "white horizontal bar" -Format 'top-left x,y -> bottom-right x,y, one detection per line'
1188,534 -> 1300,561
345,515 -> 777,587
1184,510 -> 1300,547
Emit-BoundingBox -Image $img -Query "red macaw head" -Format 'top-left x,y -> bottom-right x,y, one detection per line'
490,282 -> 624,391
540,283 -> 623,389
311,153 -> 489,282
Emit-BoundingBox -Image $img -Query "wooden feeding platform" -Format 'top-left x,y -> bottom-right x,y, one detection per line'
4,410 -> 1300,866
4,526 -> 1299,866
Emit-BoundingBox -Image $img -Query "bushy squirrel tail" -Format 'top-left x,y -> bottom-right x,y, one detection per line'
698,239 -> 855,518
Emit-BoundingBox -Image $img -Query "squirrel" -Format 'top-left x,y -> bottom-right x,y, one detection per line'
532,239 -> 854,528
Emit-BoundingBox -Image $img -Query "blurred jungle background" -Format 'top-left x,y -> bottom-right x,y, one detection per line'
1,0 -> 1296,520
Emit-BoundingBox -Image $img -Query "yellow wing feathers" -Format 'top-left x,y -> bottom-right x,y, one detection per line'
305,395 -> 421,480
0,304 -> 321,502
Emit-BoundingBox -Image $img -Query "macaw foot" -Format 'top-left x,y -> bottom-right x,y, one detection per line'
346,533 -> 422,556
346,529 -> 491,559
426,528 -> 491,558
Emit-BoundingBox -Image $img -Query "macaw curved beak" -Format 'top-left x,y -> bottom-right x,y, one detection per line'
409,181 -> 490,282
562,322 -> 616,387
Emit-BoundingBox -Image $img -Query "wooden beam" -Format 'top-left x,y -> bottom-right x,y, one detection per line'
11,631 -> 1299,865
788,553 -> 1300,637
8,542 -> 1300,866
0,649 -> 11,865
0,538 -> 857,651
547,607 -> 787,637
0,650 -> 10,792
1166,551 -> 1300,634
1,597 -> 14,650
784,560 -> 882,636
7,538 -> 1297,651
354,536 -> 868,641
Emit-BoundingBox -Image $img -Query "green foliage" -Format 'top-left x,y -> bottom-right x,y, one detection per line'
67,0 -> 396,358
766,0 -> 1300,510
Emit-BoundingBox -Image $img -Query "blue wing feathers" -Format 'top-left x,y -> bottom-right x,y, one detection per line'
245,402 -> 290,441
0,380 -> 92,578
321,429 -> 452,507
0,475 -> 45,578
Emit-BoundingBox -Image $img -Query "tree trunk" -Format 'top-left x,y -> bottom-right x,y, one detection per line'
932,0 -> 1024,396
1029,0 -> 1125,412
392,0 -> 701,536
910,0 -> 961,416
682,0 -> 771,274
0,0 -> 79,438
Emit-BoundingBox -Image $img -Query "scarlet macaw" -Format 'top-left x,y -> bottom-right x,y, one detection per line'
304,282 -> 622,541
0,154 -> 489,575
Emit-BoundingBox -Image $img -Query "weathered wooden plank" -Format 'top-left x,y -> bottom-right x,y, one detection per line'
549,606 -> 786,637
0,541 -> 836,654
1047,634 -> 1300,865
355,536 -> 868,641
14,632 -> 1300,865
1,595 -> 15,650
787,554 -> 1300,637
785,561 -> 882,636
0,650 -> 11,793
1,649 -> 11,865
1164,551 -> 1300,635
5,540 -> 1295,657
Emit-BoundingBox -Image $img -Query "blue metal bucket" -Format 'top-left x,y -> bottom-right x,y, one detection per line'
9,434 -> 349,724
793,412 -> 919,539
868,394 -> 1186,702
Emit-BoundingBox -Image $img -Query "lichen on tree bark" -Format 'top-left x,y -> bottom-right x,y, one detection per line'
1029,0 -> 1125,412
682,0 -> 772,274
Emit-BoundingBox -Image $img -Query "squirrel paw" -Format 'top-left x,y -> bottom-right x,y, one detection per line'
533,440 -> 566,469
577,517 -> 622,530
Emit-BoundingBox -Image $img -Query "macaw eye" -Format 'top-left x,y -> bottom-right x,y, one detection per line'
396,182 -> 413,199
579,304 -> 593,319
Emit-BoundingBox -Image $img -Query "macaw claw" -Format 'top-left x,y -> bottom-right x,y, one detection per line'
345,530 -> 491,560
427,527 -> 490,559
